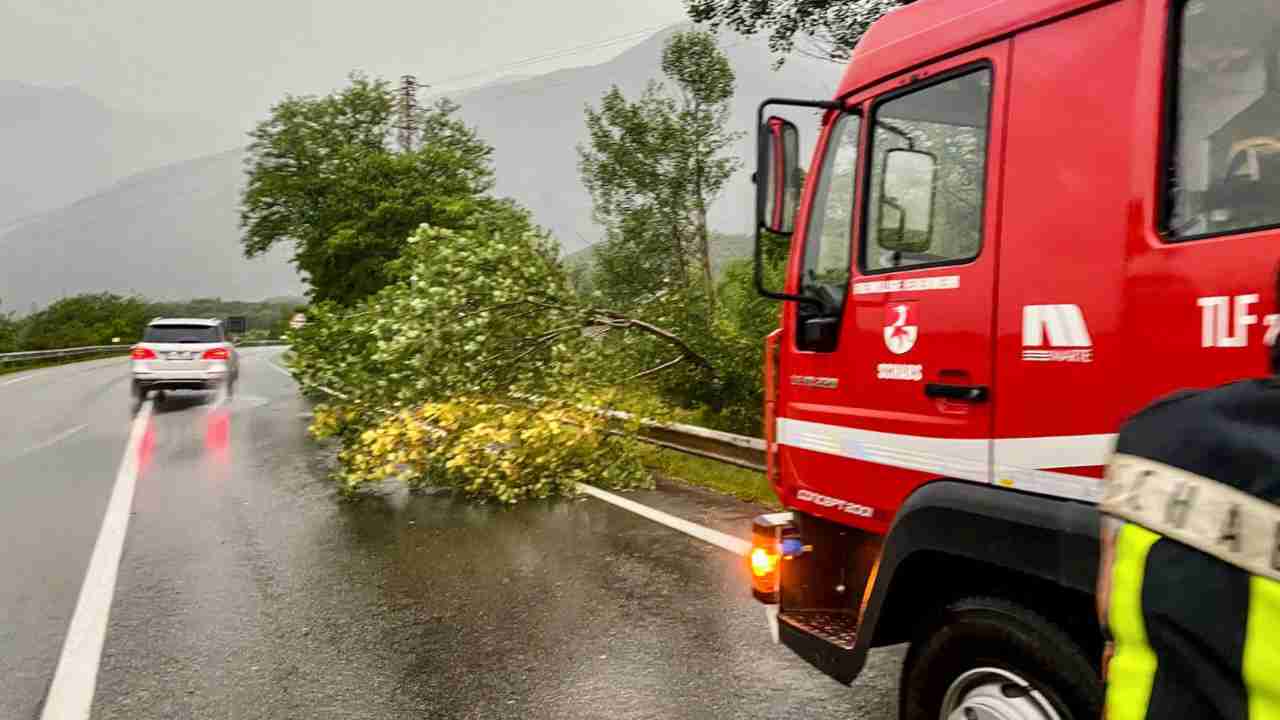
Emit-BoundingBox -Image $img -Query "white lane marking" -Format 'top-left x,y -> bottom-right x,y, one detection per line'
576,483 -> 752,557
17,424 -> 88,458
40,400 -> 153,720
1,373 -> 37,386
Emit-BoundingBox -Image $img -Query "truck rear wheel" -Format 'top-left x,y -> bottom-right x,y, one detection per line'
899,596 -> 1100,720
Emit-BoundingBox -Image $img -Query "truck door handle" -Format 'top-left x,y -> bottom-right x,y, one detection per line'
924,383 -> 989,402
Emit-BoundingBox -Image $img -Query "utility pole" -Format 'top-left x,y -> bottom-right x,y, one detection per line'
395,74 -> 420,152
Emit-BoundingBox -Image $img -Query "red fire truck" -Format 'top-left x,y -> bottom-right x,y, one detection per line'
748,0 -> 1280,717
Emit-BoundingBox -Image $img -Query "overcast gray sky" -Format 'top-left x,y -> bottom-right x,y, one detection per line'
1,0 -> 687,128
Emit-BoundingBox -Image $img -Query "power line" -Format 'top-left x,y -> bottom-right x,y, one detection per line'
426,22 -> 680,90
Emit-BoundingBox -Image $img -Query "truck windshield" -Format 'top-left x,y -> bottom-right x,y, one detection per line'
143,325 -> 221,343
1168,0 -> 1280,238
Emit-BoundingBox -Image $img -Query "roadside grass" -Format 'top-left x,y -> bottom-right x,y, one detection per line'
0,351 -> 127,378
640,445 -> 780,508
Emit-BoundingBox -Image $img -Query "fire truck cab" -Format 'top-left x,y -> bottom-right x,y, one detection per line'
750,0 -> 1280,717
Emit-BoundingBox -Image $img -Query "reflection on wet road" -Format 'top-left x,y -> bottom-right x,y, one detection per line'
2,350 -> 903,719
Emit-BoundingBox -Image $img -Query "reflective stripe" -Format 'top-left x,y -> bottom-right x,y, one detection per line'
1106,524 -> 1161,720
1246,576 -> 1280,720
775,417 -> 1113,502
1103,454 -> 1280,584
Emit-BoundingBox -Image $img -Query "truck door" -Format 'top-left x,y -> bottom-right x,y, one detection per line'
782,45 -> 1009,529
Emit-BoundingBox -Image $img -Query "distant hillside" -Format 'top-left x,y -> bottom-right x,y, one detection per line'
564,232 -> 752,279
0,26 -> 837,308
0,148 -> 303,312
450,25 -> 841,253
0,81 -> 241,228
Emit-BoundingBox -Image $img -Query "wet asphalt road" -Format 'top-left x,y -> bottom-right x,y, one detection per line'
1,349 -> 905,719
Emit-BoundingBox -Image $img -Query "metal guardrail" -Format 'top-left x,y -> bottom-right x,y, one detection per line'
595,407 -> 766,472
0,345 -> 132,365
508,392 -> 766,472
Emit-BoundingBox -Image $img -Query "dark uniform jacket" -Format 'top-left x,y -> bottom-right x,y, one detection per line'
1101,378 -> 1280,720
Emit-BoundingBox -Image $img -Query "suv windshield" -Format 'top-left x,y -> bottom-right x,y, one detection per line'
143,324 -> 221,343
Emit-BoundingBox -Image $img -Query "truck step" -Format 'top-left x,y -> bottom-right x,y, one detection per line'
779,610 -> 859,650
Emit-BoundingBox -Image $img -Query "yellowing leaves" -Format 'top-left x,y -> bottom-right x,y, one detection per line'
314,397 -> 650,502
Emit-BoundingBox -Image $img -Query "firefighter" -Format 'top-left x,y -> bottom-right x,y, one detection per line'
1099,331 -> 1280,719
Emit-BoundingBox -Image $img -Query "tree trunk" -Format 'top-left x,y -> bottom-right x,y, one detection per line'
696,202 -> 716,317
694,160 -> 717,318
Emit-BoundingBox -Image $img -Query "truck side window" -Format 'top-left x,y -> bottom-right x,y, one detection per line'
1167,0 -> 1280,239
798,113 -> 860,339
864,69 -> 992,272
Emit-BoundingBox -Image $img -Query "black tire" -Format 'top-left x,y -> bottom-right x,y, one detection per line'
900,596 -> 1101,720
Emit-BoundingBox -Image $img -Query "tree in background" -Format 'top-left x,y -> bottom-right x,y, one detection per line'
240,73 -> 497,306
0,301 -> 16,353
149,297 -> 303,338
579,30 -> 741,315
17,293 -> 151,350
685,0 -> 912,63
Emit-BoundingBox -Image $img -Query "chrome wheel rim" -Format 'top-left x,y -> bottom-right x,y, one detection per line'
939,667 -> 1064,720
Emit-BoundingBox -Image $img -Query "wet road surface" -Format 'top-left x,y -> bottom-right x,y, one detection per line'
1,349 -> 905,719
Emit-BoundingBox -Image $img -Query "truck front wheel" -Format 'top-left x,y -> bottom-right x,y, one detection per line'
899,596 -> 1101,720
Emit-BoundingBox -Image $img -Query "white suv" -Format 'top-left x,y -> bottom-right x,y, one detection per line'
131,318 -> 239,403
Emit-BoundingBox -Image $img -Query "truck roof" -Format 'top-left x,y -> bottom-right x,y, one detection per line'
836,0 -> 1098,100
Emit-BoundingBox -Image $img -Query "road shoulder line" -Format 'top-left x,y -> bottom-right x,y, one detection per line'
577,483 -> 752,556
40,400 -> 153,720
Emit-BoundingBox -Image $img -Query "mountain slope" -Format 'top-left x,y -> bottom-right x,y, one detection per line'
0,148 -> 302,311
451,26 -> 842,253
0,80 -> 241,228
0,26 -> 839,309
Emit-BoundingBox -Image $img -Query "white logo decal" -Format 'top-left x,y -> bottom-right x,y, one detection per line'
854,275 -> 960,295
1198,294 -> 1280,348
796,489 -> 875,518
883,302 -> 919,355
1022,305 -> 1093,362
877,363 -> 923,381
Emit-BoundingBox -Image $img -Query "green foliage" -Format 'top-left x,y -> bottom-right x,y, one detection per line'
15,293 -> 151,350
1,294 -> 299,353
0,301 -> 15,353
148,297 -> 300,337
312,399 -> 651,501
686,0 -> 911,63
241,73 -> 497,305
579,30 -> 742,312
288,216 -> 721,500
643,446 -> 778,507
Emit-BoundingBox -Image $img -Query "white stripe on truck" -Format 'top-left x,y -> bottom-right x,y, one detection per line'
776,417 -> 1115,503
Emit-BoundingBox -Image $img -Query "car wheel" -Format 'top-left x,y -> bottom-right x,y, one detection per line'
900,596 -> 1101,720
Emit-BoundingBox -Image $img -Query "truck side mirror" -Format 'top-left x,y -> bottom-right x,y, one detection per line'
752,97 -> 838,308
757,116 -> 801,235
878,148 -> 937,253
